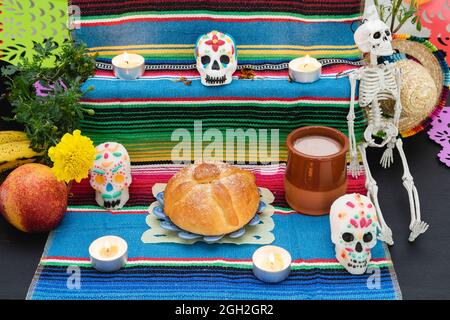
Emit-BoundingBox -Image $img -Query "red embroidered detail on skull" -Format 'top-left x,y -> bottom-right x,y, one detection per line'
205,34 -> 225,52
350,219 -> 359,228
360,217 -> 367,228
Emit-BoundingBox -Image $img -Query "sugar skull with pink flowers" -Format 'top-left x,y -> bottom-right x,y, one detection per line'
90,142 -> 132,209
330,193 -> 378,275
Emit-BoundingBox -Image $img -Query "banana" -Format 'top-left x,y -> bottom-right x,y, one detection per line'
0,158 -> 38,173
0,131 -> 29,145
0,139 -> 42,173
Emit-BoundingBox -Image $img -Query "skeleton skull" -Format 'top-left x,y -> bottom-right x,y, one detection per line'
195,30 -> 237,86
90,142 -> 132,209
330,193 -> 378,275
354,6 -> 393,56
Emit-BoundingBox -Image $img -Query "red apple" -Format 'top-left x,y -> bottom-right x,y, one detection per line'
0,163 -> 68,232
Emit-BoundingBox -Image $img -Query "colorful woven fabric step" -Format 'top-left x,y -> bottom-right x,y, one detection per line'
27,164 -> 401,300
73,0 -> 366,163
71,0 -> 363,64
80,65 -> 366,164
69,164 -> 367,208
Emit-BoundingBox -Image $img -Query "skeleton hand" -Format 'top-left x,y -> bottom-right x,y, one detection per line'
380,145 -> 394,168
408,221 -> 429,242
377,226 -> 394,246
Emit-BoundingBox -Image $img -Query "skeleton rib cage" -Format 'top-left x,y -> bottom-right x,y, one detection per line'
357,64 -> 399,130
359,65 -> 398,108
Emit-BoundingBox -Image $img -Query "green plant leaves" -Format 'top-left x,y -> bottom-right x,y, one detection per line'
1,38 -> 97,163
375,0 -> 422,34
0,65 -> 18,77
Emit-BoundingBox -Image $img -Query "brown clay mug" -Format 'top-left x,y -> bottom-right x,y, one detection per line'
284,126 -> 349,215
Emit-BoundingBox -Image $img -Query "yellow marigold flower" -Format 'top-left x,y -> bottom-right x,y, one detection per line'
48,130 -> 96,183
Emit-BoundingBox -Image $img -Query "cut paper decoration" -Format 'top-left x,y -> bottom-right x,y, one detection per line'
428,106 -> 450,167
0,0 -> 68,66
89,142 -> 132,209
141,183 -> 275,245
419,0 -> 450,65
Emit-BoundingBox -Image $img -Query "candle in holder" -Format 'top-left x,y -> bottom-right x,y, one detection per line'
252,245 -> 292,283
285,126 -> 349,215
89,235 -> 128,272
289,55 -> 322,83
112,52 -> 145,80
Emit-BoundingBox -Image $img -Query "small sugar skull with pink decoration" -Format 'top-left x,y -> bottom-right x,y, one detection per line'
330,193 -> 378,275
89,142 -> 132,209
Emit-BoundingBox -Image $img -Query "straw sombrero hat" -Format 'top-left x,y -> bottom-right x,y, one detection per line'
379,35 -> 449,137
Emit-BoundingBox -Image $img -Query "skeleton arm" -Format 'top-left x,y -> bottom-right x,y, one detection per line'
392,66 -> 403,128
347,70 -> 362,177
380,63 -> 402,168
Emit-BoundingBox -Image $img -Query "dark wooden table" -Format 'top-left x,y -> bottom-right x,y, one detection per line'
0,129 -> 449,299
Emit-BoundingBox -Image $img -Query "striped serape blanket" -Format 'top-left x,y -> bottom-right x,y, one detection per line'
79,64 -> 367,164
71,0 -> 363,64
73,0 -> 368,163
27,164 -> 402,300
27,0 -> 402,300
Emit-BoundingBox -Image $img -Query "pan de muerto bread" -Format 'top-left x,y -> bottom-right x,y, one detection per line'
164,162 -> 260,236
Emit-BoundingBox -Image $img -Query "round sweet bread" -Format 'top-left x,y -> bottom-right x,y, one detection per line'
164,162 -> 260,236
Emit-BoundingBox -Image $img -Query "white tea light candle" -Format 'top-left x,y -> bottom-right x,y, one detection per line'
252,245 -> 292,283
289,55 -> 322,83
293,135 -> 342,157
112,52 -> 145,80
89,235 -> 128,272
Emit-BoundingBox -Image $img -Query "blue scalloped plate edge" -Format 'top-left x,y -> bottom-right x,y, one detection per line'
153,191 -> 267,243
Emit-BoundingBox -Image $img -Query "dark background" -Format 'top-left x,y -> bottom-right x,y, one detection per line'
1,61 -> 449,300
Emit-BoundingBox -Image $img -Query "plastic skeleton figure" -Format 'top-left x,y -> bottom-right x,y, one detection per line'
347,6 -> 429,245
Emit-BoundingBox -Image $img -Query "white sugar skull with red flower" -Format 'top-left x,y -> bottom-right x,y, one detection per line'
89,142 -> 132,209
195,30 -> 237,86
330,193 -> 378,275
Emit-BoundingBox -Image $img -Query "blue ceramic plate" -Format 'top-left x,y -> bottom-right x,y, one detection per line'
153,191 -> 267,243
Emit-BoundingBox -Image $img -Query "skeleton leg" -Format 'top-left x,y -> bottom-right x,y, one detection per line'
395,138 -> 429,242
347,72 -> 361,177
359,142 -> 394,245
